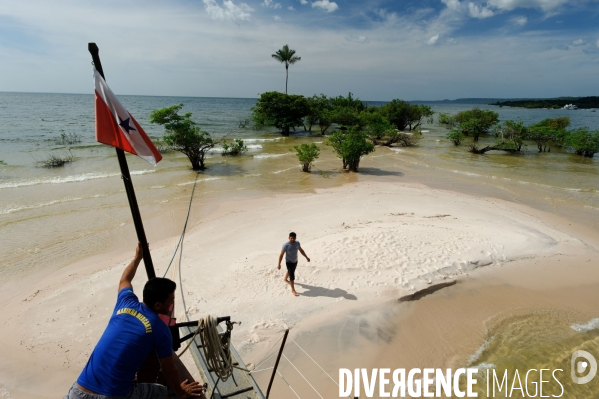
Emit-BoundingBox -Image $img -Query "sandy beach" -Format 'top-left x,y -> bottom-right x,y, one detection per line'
1,179 -> 598,398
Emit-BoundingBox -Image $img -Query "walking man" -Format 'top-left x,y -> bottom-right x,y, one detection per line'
64,244 -> 204,399
277,232 -> 310,296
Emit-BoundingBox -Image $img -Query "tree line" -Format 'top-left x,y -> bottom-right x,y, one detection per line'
441,109 -> 599,157
251,91 -> 434,136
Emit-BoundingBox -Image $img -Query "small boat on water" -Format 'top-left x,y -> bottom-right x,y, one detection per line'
563,103 -> 578,110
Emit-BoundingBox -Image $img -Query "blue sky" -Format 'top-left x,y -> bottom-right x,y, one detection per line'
0,0 -> 598,100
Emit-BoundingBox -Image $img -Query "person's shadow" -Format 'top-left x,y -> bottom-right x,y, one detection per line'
294,283 -> 357,300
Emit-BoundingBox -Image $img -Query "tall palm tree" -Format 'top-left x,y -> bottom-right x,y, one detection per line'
271,44 -> 301,94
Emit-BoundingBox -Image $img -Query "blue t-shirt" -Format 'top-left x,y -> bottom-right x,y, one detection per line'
282,241 -> 301,263
77,288 -> 173,396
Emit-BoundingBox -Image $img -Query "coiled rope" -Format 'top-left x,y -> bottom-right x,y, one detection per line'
177,316 -> 235,382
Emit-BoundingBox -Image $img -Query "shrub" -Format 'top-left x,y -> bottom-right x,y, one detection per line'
446,130 -> 463,146
0,160 -> 6,165
222,139 -> 248,156
54,132 -> 82,145
292,143 -> 320,172
326,129 -> 375,172
150,104 -> 215,170
37,151 -> 75,167
565,128 -> 599,157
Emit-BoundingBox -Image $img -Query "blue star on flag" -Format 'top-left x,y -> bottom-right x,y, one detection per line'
118,116 -> 137,134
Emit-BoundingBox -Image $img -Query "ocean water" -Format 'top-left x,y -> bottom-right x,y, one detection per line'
1,92 -> 599,389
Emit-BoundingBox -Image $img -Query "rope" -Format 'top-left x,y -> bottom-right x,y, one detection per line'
251,334 -> 284,371
163,171 -> 200,278
250,366 -> 274,374
292,340 -> 339,387
282,354 -> 324,399
178,316 -> 235,382
276,370 -> 301,399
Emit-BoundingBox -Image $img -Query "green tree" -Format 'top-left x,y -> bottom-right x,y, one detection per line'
329,92 -> 367,113
380,99 -> 411,130
251,91 -> 310,136
527,125 -> 558,152
532,117 -> 570,148
454,109 -> 499,141
495,120 -> 527,151
304,94 -> 333,133
406,104 -> 434,131
150,104 -> 215,170
272,44 -> 301,94
326,128 -> 375,172
361,111 -> 395,140
292,143 -> 320,172
565,128 -> 599,157
331,106 -> 363,129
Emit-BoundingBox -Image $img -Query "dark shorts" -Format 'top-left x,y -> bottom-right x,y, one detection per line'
63,383 -> 167,399
286,261 -> 298,281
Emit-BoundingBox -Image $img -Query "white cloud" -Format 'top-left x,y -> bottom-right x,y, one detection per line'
312,0 -> 338,13
346,35 -> 369,43
273,15 -> 282,21
571,39 -> 584,46
511,16 -> 528,26
441,0 -> 463,11
427,33 -> 440,45
203,0 -> 253,22
487,0 -> 568,12
468,3 -> 494,18
288,5 -> 294,10
299,0 -> 308,4
263,0 -> 281,9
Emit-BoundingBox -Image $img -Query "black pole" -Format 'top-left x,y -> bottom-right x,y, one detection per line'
266,329 -> 289,399
88,43 -> 156,280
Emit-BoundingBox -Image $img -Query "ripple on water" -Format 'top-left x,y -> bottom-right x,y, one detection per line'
464,311 -> 599,397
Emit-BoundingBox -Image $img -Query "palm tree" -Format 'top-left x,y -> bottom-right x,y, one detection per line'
271,45 -> 301,94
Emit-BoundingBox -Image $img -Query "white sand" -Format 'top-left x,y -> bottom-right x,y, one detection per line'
0,181 -> 593,398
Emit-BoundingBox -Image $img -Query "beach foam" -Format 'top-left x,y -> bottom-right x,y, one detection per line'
0,170 -> 155,189
571,318 -> 599,332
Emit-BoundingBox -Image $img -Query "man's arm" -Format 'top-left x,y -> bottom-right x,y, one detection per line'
118,243 -> 143,292
160,354 -> 204,398
277,250 -> 285,269
299,247 -> 310,262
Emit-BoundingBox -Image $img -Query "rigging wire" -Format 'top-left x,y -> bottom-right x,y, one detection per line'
282,353 -> 324,399
163,171 -> 200,278
292,340 -> 339,387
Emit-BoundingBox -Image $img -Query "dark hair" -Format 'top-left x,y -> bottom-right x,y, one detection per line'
289,232 -> 296,238
143,278 -> 176,306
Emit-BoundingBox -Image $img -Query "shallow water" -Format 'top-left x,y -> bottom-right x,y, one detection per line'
1,92 -> 598,280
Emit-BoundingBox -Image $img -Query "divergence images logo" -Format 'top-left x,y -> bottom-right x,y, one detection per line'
571,350 -> 597,385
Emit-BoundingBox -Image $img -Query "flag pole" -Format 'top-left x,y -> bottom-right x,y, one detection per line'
88,43 -> 156,280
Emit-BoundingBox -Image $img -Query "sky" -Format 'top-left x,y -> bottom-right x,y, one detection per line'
0,0 -> 598,101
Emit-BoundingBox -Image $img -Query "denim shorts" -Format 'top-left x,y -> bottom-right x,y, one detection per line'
63,383 -> 168,399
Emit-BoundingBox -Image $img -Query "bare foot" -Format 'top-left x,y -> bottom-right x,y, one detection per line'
292,291 -> 299,297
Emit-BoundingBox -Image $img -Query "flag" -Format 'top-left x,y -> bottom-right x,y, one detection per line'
93,68 -> 162,165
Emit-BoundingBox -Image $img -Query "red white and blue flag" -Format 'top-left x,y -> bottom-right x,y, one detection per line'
93,68 -> 162,165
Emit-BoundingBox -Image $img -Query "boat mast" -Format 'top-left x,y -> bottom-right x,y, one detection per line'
88,43 -> 156,279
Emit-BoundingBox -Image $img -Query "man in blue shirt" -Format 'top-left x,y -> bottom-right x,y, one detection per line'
64,244 -> 203,399
277,232 -> 310,297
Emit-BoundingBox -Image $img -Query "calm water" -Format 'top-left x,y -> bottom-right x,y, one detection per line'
1,92 -> 598,384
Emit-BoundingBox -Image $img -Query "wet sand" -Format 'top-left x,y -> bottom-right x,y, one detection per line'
1,181 -> 598,398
